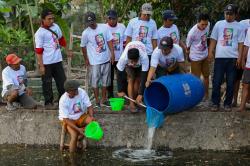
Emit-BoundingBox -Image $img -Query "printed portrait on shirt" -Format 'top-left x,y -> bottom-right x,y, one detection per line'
112,33 -> 120,51
73,102 -> 82,113
95,33 -> 106,53
52,33 -> 60,49
137,26 -> 148,44
159,57 -> 177,71
222,28 -> 233,46
198,33 -> 208,51
17,75 -> 24,84
170,32 -> 178,44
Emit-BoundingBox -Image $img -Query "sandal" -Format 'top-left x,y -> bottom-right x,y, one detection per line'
129,106 -> 140,113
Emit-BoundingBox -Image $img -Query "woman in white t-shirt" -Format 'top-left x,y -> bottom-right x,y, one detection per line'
146,37 -> 185,87
59,80 -> 95,152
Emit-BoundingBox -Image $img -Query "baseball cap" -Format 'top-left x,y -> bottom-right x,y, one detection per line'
224,4 -> 237,14
85,12 -> 96,25
162,10 -> 177,20
128,48 -> 140,60
64,80 -> 80,91
107,9 -> 118,19
159,37 -> 174,49
5,54 -> 22,65
141,3 -> 152,15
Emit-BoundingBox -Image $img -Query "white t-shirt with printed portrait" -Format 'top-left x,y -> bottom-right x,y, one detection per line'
35,23 -> 63,65
1,65 -> 27,97
58,88 -> 92,121
151,44 -> 184,69
244,28 -> 250,68
210,20 -> 245,58
80,24 -> 113,65
158,24 -> 180,45
106,23 -> 126,61
240,19 -> 250,37
116,41 -> 149,72
125,17 -> 158,55
186,23 -> 210,61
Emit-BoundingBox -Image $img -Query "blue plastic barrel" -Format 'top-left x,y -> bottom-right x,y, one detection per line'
144,74 -> 204,115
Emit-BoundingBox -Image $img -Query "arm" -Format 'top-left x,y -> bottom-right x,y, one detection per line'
242,45 -> 249,69
107,40 -> 115,64
152,39 -> 157,50
237,42 -> 244,68
87,105 -> 94,117
136,71 -> 147,103
208,39 -> 217,62
146,67 -> 156,87
178,62 -> 186,73
125,36 -> 132,46
63,118 -> 83,135
81,47 -> 89,67
117,69 -> 127,97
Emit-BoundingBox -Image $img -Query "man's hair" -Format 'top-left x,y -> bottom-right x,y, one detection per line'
197,13 -> 209,22
41,9 -> 53,19
128,48 -> 139,60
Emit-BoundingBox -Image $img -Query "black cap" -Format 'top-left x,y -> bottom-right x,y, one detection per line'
224,4 -> 237,14
128,48 -> 139,60
64,80 -> 80,91
162,10 -> 177,20
85,12 -> 96,25
107,9 -> 118,19
159,37 -> 173,49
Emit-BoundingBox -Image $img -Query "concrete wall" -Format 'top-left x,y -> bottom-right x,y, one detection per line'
0,107 -> 250,150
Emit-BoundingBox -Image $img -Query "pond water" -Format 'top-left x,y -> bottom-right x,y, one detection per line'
0,145 -> 250,166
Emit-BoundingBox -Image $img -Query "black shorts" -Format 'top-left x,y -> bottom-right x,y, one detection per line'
242,69 -> 250,84
125,66 -> 141,80
235,68 -> 243,81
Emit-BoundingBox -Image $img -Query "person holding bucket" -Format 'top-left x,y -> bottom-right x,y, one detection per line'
116,41 -> 149,113
58,80 -> 95,152
145,37 -> 185,87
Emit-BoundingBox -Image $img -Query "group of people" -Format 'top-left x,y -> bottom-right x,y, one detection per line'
1,3 -> 250,152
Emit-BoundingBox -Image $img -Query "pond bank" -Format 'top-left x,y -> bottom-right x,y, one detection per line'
0,105 -> 250,151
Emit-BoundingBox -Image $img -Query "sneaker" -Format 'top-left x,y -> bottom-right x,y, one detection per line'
6,102 -> 17,111
100,100 -> 111,107
44,103 -> 58,110
224,105 -> 232,112
211,104 -> 219,111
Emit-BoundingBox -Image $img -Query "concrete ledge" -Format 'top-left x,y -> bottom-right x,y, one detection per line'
0,106 -> 250,150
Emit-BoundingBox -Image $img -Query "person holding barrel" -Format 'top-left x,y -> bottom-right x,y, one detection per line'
145,37 -> 185,87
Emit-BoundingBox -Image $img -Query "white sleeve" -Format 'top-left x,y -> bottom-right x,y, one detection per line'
116,55 -> 127,71
244,28 -> 250,47
186,29 -> 193,48
57,25 -> 63,38
35,30 -> 43,48
210,22 -> 219,41
2,70 -> 13,87
80,30 -> 88,48
106,28 -> 113,42
124,20 -> 133,37
238,26 -> 245,43
82,90 -> 92,107
177,47 -> 185,62
150,48 -> 160,68
59,99 -> 69,119
141,50 -> 149,71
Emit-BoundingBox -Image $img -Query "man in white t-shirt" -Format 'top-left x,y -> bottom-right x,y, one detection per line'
35,9 -> 69,110
208,4 -> 244,111
158,10 -> 187,55
2,54 -> 37,111
186,13 -> 210,99
240,19 -> 250,36
238,28 -> 250,112
105,9 -> 126,98
80,12 -> 115,107
125,3 -> 158,59
117,41 -> 149,112
146,37 -> 185,87
59,80 -> 95,152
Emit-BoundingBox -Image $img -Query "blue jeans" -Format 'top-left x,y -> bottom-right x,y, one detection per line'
211,58 -> 237,106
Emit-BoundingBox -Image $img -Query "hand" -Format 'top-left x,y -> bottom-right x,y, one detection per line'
78,127 -> 85,135
236,58 -> 241,69
26,87 -> 33,96
39,65 -> 45,75
84,59 -> 90,68
207,53 -> 214,63
67,50 -> 73,58
145,80 -> 152,88
117,92 -> 126,97
110,54 -> 115,65
136,95 -> 143,104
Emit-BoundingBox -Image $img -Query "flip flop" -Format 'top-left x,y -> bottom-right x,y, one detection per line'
129,106 -> 140,113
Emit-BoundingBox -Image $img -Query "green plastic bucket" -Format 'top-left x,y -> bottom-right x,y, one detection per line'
109,98 -> 125,111
84,121 -> 103,141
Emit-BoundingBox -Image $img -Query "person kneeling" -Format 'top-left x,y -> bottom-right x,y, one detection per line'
2,54 -> 37,111
59,80 -> 95,153
116,41 -> 149,113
